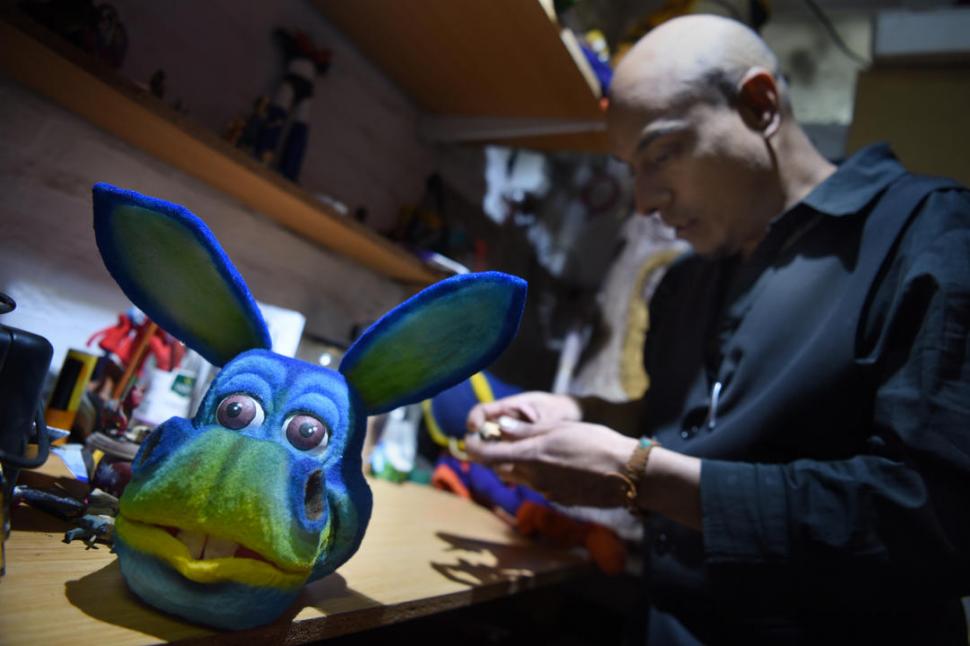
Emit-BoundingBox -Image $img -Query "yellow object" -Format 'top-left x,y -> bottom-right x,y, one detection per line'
478,421 -> 502,441
620,248 -> 686,399
584,29 -> 610,62
469,372 -> 495,404
45,349 -> 98,438
423,371 -> 496,456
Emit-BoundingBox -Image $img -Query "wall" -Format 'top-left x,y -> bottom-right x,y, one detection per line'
847,65 -> 970,186
0,76 -> 408,370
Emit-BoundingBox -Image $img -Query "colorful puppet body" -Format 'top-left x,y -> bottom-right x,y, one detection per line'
92,184 -> 525,629
425,374 -> 627,575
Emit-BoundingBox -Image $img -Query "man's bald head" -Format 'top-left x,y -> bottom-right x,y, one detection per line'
605,15 -> 829,259
610,14 -> 788,116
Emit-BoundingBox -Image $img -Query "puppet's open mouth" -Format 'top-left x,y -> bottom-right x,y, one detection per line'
115,515 -> 311,589
161,525 -> 273,563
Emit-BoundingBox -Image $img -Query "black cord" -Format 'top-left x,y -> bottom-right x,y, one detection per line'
802,0 -> 870,67
0,405 -> 51,469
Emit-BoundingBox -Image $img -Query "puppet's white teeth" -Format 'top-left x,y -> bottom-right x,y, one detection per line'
202,536 -> 240,560
177,529 -> 206,560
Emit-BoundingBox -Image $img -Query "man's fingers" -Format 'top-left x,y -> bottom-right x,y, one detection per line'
495,415 -> 549,438
467,416 -> 549,447
467,408 -> 549,442
466,404 -> 488,433
466,432 -> 540,465
466,400 -> 517,433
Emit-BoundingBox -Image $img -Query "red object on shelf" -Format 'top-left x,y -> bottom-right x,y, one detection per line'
88,310 -> 185,372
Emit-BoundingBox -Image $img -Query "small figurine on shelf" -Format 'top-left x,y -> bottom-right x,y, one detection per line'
252,29 -> 331,182
225,95 -> 269,149
579,29 -> 614,97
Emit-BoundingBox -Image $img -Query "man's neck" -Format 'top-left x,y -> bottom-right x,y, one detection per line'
737,126 -> 835,260
776,124 -> 837,213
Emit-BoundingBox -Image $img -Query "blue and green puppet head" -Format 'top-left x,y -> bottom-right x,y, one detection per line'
92,184 -> 526,629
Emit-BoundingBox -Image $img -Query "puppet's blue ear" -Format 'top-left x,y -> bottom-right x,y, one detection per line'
340,272 -> 526,415
92,183 -> 271,367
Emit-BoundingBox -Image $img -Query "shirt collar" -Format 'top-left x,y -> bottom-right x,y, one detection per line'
800,142 -> 907,217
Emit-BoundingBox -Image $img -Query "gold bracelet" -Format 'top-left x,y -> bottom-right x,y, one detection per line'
608,437 -> 658,516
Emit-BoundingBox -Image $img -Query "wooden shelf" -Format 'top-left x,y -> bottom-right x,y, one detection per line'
314,0 -> 610,152
0,12 -> 443,286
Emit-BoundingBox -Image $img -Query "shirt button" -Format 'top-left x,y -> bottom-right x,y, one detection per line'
655,532 -> 669,555
680,426 -> 699,440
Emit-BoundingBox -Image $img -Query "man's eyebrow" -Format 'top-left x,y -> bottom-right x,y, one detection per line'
635,122 -> 687,155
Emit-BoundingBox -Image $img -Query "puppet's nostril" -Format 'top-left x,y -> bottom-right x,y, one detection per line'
305,470 -> 324,521
134,428 -> 163,468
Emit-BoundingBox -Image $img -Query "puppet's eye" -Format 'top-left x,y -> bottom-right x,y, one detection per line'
216,394 -> 264,430
284,414 -> 329,451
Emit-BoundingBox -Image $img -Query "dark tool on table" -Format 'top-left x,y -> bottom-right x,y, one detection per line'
0,293 -> 55,576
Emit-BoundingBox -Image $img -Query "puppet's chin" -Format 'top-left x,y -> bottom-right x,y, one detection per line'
114,533 -> 305,629
114,515 -> 314,629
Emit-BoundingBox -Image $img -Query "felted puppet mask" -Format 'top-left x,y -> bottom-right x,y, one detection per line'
91,184 -> 526,629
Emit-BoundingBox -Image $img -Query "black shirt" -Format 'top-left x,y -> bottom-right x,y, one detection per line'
639,144 -> 970,643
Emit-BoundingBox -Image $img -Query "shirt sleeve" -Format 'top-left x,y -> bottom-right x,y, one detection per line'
699,191 -> 970,601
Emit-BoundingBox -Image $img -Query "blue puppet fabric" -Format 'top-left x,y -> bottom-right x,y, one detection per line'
112,298 -> 521,630
435,453 -> 547,516
92,183 -> 271,366
93,183 -> 527,630
339,272 -> 526,415
426,371 -> 521,441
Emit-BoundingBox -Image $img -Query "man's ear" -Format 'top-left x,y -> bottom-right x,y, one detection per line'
736,68 -> 782,138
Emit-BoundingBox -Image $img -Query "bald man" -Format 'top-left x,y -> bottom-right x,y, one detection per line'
467,14 -> 970,645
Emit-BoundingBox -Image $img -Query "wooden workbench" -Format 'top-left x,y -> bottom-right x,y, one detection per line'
0,468 -> 591,645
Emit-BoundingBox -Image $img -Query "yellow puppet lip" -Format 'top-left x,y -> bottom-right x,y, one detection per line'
115,515 -> 310,589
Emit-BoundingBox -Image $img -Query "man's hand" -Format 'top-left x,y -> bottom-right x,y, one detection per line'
465,400 -> 704,528
466,391 -> 583,433
465,417 -> 638,508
